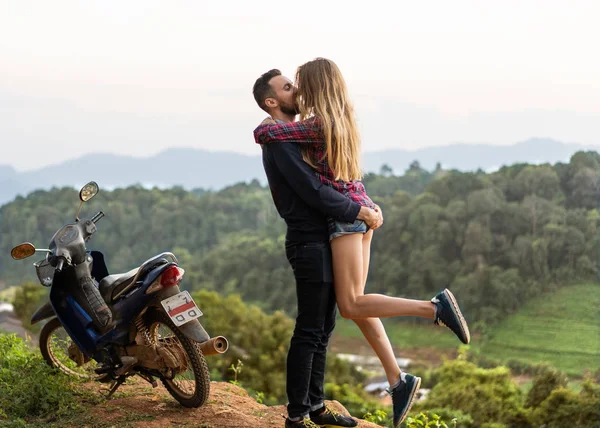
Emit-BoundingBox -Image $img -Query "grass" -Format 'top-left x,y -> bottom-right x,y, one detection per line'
332,283 -> 600,377
477,283 -> 600,377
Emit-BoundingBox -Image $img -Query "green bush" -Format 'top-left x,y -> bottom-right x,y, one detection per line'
0,334 -> 81,421
531,382 -> 600,428
326,353 -> 367,387
525,366 -> 568,408
407,365 -> 440,390
417,355 -> 600,427
403,412 -> 457,428
11,282 -> 47,333
362,409 -> 388,426
324,383 -> 387,421
404,408 -> 474,428
419,359 -> 524,426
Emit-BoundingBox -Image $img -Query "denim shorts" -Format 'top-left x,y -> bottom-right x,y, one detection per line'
327,218 -> 369,241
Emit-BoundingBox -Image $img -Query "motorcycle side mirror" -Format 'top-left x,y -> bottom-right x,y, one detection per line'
80,181 -> 99,202
11,242 -> 36,260
76,181 -> 99,221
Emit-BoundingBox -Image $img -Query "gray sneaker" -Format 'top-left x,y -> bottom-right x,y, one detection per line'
387,373 -> 421,427
431,288 -> 470,344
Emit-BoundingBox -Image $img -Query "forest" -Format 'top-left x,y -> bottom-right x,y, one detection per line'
2,151 -> 598,331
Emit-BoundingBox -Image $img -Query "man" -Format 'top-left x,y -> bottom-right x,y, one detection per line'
252,69 -> 381,428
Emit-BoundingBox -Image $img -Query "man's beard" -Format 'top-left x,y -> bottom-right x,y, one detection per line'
280,103 -> 299,116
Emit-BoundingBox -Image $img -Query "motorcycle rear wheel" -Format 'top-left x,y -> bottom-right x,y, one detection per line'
143,308 -> 210,408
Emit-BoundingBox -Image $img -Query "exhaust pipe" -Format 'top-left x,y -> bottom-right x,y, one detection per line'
198,336 -> 229,356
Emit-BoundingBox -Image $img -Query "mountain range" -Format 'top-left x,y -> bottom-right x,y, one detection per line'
1,138 -> 597,206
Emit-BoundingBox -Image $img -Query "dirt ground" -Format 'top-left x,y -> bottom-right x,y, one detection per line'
71,379 -> 385,428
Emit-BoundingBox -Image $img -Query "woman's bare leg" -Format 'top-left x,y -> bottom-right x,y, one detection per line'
350,230 -> 401,385
330,234 -> 436,320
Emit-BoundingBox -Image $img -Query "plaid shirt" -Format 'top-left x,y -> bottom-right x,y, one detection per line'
254,117 -> 376,210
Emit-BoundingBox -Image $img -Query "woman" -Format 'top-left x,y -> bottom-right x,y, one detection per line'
254,58 -> 470,427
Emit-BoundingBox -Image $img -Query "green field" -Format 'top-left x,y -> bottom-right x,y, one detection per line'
478,283 -> 599,376
333,283 -> 600,377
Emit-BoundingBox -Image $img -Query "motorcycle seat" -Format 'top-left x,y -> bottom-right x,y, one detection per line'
98,254 -> 170,303
98,267 -> 139,303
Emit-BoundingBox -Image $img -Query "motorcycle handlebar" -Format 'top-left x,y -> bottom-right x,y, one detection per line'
56,258 -> 65,273
91,211 -> 104,224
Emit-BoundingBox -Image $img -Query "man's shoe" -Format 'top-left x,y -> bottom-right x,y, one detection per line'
285,417 -> 321,428
431,288 -> 471,344
387,373 -> 421,427
310,405 -> 358,427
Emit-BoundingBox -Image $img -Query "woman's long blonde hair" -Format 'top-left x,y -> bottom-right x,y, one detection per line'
295,58 -> 362,181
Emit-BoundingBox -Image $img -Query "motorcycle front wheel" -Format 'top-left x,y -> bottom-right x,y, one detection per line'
143,308 -> 210,408
39,317 -> 98,379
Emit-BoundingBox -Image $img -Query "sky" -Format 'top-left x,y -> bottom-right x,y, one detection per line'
1,0 -> 599,171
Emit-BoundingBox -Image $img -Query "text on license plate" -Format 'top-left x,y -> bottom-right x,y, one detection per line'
160,291 -> 203,326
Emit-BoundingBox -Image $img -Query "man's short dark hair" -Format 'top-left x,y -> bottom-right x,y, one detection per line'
253,69 -> 281,112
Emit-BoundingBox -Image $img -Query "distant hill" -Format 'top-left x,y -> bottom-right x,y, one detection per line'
0,138 -> 597,205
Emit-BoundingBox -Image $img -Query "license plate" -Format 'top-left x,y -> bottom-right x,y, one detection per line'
160,291 -> 203,327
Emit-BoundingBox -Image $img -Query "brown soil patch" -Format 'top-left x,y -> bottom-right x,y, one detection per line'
73,379 -> 384,428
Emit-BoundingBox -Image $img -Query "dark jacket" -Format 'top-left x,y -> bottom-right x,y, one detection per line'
261,142 -> 361,242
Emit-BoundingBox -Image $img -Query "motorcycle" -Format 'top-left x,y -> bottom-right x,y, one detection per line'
10,182 -> 228,408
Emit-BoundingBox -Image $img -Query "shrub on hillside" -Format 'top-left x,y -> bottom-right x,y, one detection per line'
324,383 -> 386,422
403,409 -> 474,428
417,359 -> 524,427
326,353 -> 367,386
0,334 -> 80,421
525,365 -> 568,408
530,383 -> 600,428
11,282 -> 47,333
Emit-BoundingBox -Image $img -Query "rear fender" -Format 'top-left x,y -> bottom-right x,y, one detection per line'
150,286 -> 210,344
177,317 -> 210,344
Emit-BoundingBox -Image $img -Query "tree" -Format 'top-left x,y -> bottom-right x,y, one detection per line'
379,163 -> 394,176
427,171 -> 485,206
461,221 -> 493,267
513,165 -> 561,201
408,160 -> 421,172
12,282 -> 48,331
569,167 -> 600,209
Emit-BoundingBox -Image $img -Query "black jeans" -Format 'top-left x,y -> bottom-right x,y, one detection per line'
285,240 -> 337,419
